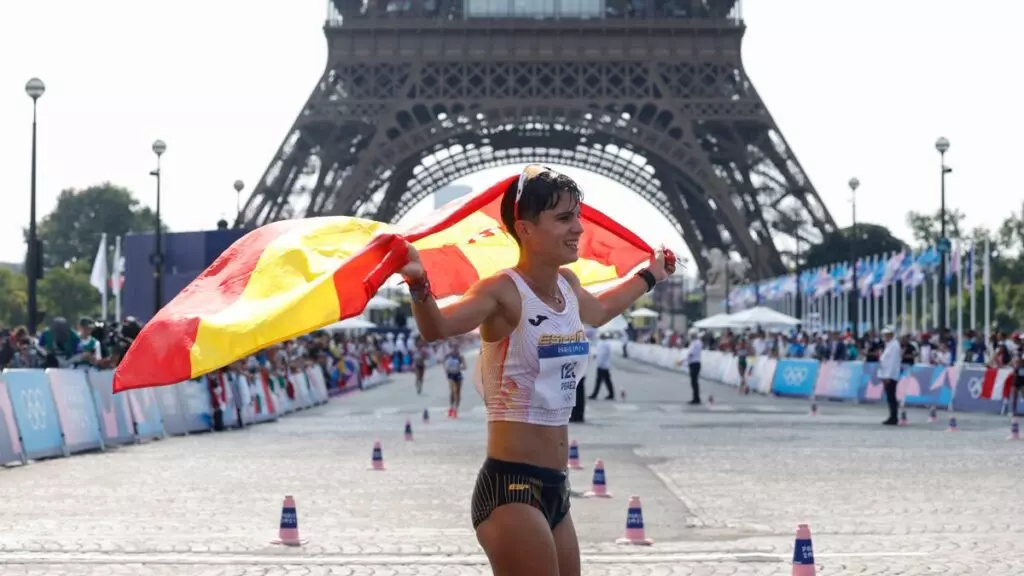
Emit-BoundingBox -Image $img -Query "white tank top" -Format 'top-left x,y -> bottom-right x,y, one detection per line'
476,269 -> 591,426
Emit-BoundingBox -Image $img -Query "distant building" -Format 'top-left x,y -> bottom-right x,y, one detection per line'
434,185 -> 472,209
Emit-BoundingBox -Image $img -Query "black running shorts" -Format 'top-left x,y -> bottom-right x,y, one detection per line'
470,458 -> 570,530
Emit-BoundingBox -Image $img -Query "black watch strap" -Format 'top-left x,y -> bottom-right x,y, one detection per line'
636,269 -> 656,292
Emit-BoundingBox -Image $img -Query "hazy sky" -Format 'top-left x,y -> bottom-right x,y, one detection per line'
1,1 -> 1019,275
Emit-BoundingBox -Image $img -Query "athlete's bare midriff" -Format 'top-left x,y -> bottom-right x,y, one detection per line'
479,273 -> 573,471
487,421 -> 569,470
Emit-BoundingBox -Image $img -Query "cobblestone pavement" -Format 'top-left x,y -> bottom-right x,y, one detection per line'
1,354 -> 1022,574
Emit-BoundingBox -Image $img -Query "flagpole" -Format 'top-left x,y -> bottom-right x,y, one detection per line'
911,270 -> 917,334
969,244 -> 976,333
114,235 -> 123,322
89,233 -> 109,322
944,252 -> 951,329
955,244 -> 963,364
983,238 -> 991,349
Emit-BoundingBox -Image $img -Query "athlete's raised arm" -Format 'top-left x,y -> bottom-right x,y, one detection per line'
400,243 -> 501,342
561,246 -> 675,327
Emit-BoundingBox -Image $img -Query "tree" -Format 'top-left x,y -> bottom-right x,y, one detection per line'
29,183 -> 161,269
37,260 -> 100,324
0,268 -> 28,327
905,208 -> 966,247
804,224 -> 907,269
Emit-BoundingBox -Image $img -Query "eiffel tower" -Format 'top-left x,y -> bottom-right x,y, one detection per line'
241,0 -> 835,279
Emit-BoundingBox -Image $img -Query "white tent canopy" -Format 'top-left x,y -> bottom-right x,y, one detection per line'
596,315 -> 628,334
629,307 -> 659,319
366,295 -> 399,310
324,317 -> 377,332
724,306 -> 800,329
692,312 -> 735,329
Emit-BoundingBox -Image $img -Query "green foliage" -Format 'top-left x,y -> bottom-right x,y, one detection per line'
907,209 -> 1024,331
803,224 -> 907,269
0,183 -> 163,329
29,183 -> 161,269
0,268 -> 28,327
38,260 -> 102,324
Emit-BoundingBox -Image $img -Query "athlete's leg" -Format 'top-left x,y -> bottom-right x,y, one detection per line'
454,378 -> 463,409
476,504 -> 559,576
552,512 -> 582,576
448,379 -> 457,408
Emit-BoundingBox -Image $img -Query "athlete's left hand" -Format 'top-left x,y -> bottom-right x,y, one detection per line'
648,245 -> 676,283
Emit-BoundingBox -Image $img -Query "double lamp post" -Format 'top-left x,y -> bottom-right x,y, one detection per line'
23,76 -> 170,326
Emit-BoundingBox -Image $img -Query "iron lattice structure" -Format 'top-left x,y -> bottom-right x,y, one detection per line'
242,0 -> 835,278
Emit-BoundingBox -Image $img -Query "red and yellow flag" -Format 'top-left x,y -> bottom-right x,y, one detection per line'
113,175 -> 653,392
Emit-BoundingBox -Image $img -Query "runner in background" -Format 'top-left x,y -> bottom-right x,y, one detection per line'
412,337 -> 429,394
443,340 -> 466,418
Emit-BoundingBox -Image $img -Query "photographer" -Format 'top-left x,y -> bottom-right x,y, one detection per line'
38,317 -> 80,368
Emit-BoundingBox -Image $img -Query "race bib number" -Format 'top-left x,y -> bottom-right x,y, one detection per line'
535,340 -> 590,410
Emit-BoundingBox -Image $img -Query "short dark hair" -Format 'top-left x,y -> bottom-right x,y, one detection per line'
500,169 -> 583,245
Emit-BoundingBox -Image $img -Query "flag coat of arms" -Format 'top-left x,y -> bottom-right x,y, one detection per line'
113,175 -> 655,392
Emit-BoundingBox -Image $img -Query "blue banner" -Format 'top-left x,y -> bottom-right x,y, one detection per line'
771,359 -> 819,397
899,364 -> 954,407
180,379 -> 213,432
4,369 -> 65,459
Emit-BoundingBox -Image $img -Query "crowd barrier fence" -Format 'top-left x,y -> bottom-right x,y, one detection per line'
620,343 -> 1022,416
0,366 -> 338,467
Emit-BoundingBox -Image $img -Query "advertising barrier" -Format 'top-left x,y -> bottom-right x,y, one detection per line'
620,342 -> 1022,417
0,365 -> 341,469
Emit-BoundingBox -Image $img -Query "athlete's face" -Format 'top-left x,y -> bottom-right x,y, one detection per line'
518,191 -> 584,265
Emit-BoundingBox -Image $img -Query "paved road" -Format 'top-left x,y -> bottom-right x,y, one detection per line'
1,353 -> 1022,575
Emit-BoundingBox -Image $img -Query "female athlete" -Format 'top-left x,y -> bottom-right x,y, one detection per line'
400,165 -> 674,575
443,340 -> 467,417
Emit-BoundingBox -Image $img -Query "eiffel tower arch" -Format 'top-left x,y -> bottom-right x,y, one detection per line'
242,0 -> 836,279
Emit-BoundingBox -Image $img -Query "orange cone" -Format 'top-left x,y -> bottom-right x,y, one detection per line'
567,440 -> 584,469
368,440 -> 386,470
615,495 -> 653,545
790,523 -> 815,575
270,495 -> 307,546
583,459 -> 613,498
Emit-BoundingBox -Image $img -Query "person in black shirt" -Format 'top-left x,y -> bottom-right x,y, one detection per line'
863,333 -> 883,363
900,335 -> 917,367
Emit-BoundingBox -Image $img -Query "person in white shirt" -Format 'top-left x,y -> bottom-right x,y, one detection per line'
685,332 -> 703,405
589,333 -> 615,400
877,327 -> 903,426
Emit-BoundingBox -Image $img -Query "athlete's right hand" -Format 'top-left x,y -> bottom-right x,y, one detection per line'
399,241 -> 426,282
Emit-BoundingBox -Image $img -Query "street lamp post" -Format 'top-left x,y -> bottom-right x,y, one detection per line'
848,177 -> 860,336
233,180 -> 245,227
150,139 -> 167,317
935,137 -> 951,335
25,78 -> 45,335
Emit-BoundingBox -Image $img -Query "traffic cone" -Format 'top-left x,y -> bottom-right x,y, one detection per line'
928,406 -> 937,423
708,395 -> 714,405
368,440 -> 386,470
790,523 -> 816,576
898,408 -> 908,427
404,419 -> 413,441
1008,418 -> 1020,441
423,408 -> 429,423
567,440 -> 584,469
809,402 -> 817,416
947,416 -> 958,432
270,495 -> 307,546
615,495 -> 653,545
583,459 -> 613,498
620,390 -> 626,400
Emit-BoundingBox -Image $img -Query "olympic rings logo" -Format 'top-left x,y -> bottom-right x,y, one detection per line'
782,367 -> 808,385
967,377 -> 983,399
20,388 -> 48,431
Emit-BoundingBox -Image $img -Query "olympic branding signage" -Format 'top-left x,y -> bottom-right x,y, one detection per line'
4,370 -> 64,459
771,359 -> 819,397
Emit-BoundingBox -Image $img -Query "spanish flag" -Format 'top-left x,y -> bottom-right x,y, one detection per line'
113,175 -> 653,392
